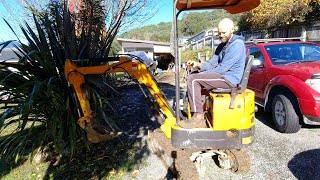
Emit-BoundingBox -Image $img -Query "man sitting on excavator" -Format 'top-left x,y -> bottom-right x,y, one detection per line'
179,18 -> 246,129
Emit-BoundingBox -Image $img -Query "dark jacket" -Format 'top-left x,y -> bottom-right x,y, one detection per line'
200,35 -> 246,86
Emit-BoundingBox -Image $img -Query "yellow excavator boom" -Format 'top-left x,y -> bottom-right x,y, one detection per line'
65,57 -> 176,143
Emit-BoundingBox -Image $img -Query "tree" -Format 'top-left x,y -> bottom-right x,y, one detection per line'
55,0 -> 157,57
239,0 -> 320,30
120,22 -> 172,42
0,0 -> 156,163
1,0 -> 156,55
120,10 -> 242,42
181,47 -> 213,63
178,10 -> 241,36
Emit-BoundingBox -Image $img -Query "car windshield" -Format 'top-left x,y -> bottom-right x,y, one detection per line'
264,43 -> 320,65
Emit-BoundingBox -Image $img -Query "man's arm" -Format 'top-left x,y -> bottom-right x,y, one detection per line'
203,40 -> 245,75
199,43 -> 225,71
198,55 -> 219,71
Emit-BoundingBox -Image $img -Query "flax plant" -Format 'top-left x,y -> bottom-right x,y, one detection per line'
0,1 -> 119,162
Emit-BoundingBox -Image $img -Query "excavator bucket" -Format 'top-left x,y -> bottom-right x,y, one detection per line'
77,116 -> 122,143
86,124 -> 122,143
176,0 -> 260,14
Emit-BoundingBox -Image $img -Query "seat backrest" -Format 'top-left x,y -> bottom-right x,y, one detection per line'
279,48 -> 293,60
238,55 -> 254,93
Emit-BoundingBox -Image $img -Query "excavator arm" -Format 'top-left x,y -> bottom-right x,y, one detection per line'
64,56 -> 176,143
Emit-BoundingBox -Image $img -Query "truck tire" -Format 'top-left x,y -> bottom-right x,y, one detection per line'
272,94 -> 301,133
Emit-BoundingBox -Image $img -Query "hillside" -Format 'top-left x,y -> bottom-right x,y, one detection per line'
120,10 -> 242,42
121,22 -> 172,42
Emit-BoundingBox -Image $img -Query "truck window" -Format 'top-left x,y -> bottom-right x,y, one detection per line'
249,47 -> 265,66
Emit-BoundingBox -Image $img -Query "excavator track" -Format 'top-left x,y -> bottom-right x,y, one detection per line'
148,129 -> 199,180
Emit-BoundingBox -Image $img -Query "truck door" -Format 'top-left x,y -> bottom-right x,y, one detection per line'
247,47 -> 267,103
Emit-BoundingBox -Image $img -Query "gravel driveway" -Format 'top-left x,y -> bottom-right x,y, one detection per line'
201,112 -> 320,180
119,72 -> 320,180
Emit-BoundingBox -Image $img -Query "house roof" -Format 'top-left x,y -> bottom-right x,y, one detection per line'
0,41 -> 21,63
0,48 -> 20,63
117,38 -> 184,47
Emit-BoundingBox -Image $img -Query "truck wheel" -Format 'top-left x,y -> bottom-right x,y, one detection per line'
272,94 -> 301,133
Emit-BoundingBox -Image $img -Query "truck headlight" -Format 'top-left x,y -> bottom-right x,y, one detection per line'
305,75 -> 320,93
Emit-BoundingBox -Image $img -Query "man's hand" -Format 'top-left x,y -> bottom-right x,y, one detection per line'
187,60 -> 201,69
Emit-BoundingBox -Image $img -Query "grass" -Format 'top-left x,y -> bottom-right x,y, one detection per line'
0,103 -> 11,138
0,105 -> 49,179
0,112 -> 43,140
1,157 -> 51,180
0,135 -> 151,179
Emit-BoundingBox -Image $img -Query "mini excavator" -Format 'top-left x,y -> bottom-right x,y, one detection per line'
65,0 -> 260,178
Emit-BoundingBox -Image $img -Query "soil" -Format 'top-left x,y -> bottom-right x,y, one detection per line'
111,71 -> 198,180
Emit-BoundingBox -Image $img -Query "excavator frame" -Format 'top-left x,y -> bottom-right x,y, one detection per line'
64,0 -> 260,178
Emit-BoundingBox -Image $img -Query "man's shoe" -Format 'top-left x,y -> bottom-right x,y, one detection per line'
178,113 -> 207,129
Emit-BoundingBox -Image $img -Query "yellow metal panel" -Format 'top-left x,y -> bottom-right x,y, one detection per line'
161,116 -> 177,138
244,90 -> 255,127
210,89 -> 255,130
242,136 -> 252,145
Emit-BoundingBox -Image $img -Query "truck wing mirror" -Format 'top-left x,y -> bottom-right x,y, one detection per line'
252,58 -> 263,67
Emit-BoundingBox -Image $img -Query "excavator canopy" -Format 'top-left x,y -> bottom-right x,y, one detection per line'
176,0 -> 260,14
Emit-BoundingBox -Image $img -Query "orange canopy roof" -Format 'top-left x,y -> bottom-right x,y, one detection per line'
176,0 -> 260,14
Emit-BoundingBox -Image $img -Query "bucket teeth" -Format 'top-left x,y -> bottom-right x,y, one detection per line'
86,124 -> 121,143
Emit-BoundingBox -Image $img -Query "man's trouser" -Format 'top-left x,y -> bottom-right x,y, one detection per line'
187,72 -> 232,113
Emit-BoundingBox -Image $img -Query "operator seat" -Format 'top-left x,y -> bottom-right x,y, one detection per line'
210,55 -> 254,109
279,48 -> 293,60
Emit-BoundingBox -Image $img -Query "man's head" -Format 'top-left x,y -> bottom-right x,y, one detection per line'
218,18 -> 234,43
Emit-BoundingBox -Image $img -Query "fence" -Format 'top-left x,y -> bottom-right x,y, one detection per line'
238,21 -> 320,43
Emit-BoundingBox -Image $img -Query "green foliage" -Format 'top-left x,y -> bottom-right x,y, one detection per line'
181,49 -> 198,62
305,1 -> 320,22
109,40 -> 122,56
121,22 -> 172,42
237,14 -> 252,31
0,16 -> 79,163
178,10 -> 241,36
0,154 -> 50,179
0,1 -> 120,162
121,2 -> 320,41
121,10 -> 242,42
181,47 -> 213,62
238,0 -> 320,31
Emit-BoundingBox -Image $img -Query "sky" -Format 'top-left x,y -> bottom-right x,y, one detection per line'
0,0 -> 175,42
0,4 -> 20,42
146,0 -> 173,25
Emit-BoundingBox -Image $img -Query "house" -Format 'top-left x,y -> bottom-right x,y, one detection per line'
187,27 -> 220,51
178,36 -> 192,45
183,27 -> 220,62
0,41 -> 20,63
117,38 -> 184,70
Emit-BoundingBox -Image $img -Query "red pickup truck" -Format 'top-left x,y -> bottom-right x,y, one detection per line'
246,41 -> 320,133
